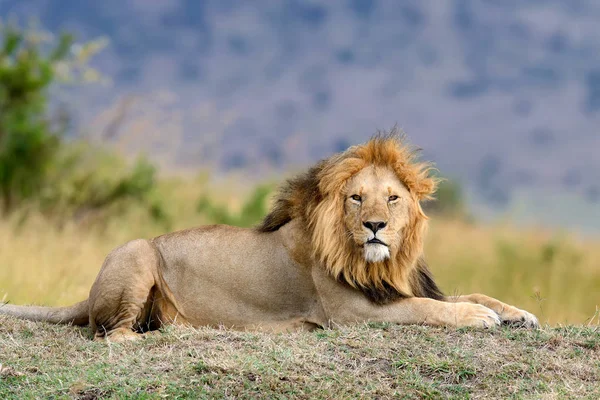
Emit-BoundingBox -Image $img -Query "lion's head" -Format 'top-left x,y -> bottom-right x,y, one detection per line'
259,129 -> 443,304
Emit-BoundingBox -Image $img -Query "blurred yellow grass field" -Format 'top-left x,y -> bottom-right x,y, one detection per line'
1,178 -> 599,326
425,219 -> 600,325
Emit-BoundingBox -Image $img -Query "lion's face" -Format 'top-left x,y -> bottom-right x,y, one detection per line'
344,165 -> 413,263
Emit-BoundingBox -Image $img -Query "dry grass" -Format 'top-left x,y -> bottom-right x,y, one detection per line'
0,317 -> 598,399
425,219 -> 600,325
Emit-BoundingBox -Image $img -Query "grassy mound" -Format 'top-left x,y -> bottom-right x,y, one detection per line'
0,317 -> 598,399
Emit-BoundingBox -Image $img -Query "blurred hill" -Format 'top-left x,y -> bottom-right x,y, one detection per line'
1,0 -> 599,231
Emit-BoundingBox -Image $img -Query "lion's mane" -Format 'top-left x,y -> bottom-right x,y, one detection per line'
258,128 -> 444,304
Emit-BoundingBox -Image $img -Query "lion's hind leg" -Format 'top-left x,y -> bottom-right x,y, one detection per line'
88,239 -> 163,341
445,293 -> 539,328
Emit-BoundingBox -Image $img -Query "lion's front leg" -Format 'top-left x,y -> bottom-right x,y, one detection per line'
445,294 -> 539,328
342,296 -> 503,328
312,268 -> 501,328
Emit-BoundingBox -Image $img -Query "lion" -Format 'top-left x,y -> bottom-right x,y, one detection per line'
0,130 -> 538,341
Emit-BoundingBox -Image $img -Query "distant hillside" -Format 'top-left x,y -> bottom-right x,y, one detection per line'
1,0 -> 599,228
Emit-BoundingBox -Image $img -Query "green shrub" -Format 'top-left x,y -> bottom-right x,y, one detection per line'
0,22 -> 71,214
423,176 -> 467,218
36,143 -> 169,227
197,184 -> 273,227
0,22 -> 166,227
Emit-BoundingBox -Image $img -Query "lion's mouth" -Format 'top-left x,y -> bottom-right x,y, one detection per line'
366,238 -> 388,246
363,238 -> 391,262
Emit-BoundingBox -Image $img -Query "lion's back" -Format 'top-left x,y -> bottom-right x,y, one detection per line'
149,224 -> 318,326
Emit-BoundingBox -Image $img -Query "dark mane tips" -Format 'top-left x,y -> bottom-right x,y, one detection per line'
256,198 -> 293,232
348,257 -> 444,305
352,280 -> 410,305
411,257 -> 444,300
257,164 -> 323,233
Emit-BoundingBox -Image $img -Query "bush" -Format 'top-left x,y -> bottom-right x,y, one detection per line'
0,22 -> 166,227
0,22 -> 71,214
423,176 -> 467,218
35,143 -> 168,227
197,184 -> 273,227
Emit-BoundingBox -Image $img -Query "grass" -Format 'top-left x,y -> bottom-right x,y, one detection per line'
0,317 -> 598,399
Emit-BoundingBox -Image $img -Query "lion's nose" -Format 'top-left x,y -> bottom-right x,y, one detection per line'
363,221 -> 387,233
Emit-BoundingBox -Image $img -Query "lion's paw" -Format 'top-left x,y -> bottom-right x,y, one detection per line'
500,307 -> 539,329
451,303 -> 501,329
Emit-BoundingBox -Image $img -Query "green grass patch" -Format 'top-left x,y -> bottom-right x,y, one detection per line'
0,318 -> 598,399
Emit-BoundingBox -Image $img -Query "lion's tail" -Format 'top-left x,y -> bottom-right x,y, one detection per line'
0,299 -> 89,326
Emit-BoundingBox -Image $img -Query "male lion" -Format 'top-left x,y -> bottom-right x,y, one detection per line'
0,131 -> 538,341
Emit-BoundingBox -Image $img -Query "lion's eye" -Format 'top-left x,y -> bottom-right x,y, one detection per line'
388,195 -> 399,202
350,194 -> 362,202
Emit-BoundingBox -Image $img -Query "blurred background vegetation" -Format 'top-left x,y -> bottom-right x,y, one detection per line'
0,23 -> 598,326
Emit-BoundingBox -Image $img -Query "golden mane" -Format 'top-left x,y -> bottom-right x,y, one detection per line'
258,128 -> 444,304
